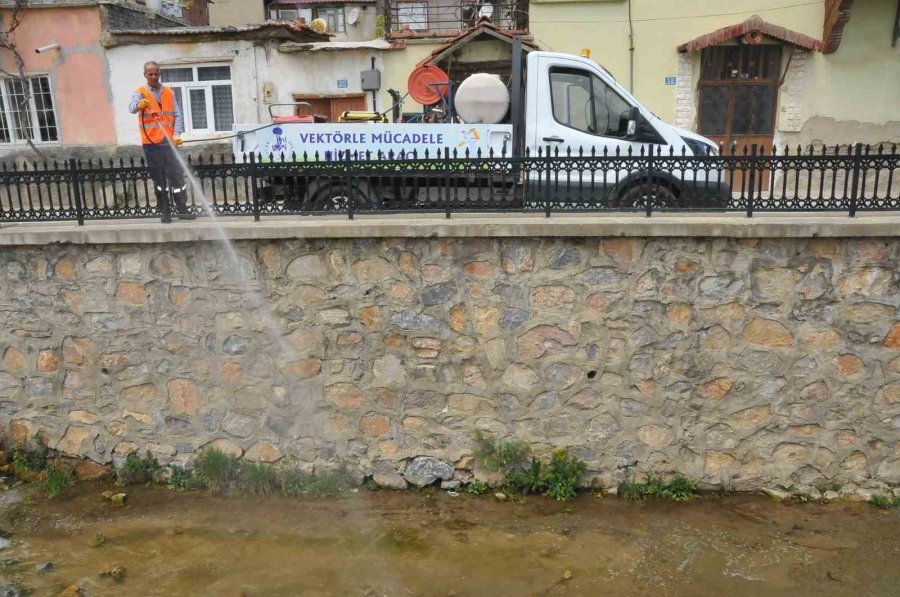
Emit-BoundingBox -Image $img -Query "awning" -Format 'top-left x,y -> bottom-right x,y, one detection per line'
677,15 -> 824,53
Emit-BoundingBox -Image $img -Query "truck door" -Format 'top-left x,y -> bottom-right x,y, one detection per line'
528,56 -> 650,203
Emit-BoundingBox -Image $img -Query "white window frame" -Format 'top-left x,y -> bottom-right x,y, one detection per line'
315,7 -> 346,33
398,2 -> 428,30
269,8 -> 299,21
0,74 -> 59,145
161,64 -> 235,134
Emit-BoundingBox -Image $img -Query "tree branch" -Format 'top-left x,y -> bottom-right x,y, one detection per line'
0,0 -> 47,158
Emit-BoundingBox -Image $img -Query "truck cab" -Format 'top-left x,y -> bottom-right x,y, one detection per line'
523,51 -> 726,207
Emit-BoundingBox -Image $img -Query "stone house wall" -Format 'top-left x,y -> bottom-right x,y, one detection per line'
1,234 -> 899,494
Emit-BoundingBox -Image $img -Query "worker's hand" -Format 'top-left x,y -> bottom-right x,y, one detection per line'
137,99 -> 150,111
172,137 -> 184,147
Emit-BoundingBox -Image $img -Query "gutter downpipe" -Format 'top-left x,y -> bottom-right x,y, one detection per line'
251,43 -> 263,124
628,0 -> 635,93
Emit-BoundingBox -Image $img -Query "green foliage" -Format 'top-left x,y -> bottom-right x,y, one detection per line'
12,442 -> 48,476
617,479 -> 645,502
642,475 -> 697,502
618,474 -> 698,502
116,451 -> 161,486
165,465 -> 203,492
471,433 -> 588,502
306,468 -> 352,498
465,480 -> 491,495
42,465 -> 75,498
870,494 -> 900,510
543,449 -> 587,502
278,465 -> 310,497
474,431 -> 531,474
504,457 -> 544,495
240,461 -> 277,496
195,448 -> 241,494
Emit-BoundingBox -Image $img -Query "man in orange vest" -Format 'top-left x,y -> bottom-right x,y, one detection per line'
128,61 -> 194,220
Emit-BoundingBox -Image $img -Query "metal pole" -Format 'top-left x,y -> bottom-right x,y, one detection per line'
849,142 -> 863,218
510,36 -> 523,159
746,144 -> 758,218
69,159 -> 85,226
249,152 -> 261,222
345,149 -> 355,220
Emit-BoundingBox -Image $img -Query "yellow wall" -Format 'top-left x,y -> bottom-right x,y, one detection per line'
209,0 -> 264,27
380,41 -> 446,116
531,0 -> 822,122
378,1 -> 897,138
802,0 -> 900,128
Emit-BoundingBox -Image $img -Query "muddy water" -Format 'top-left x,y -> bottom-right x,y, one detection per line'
1,483 -> 899,596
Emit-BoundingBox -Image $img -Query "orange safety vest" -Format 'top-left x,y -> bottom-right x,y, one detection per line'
137,85 -> 177,145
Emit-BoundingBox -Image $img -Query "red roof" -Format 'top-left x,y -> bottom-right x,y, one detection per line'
678,15 -> 824,53
411,18 -> 536,68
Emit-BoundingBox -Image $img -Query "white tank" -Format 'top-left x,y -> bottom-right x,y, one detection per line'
454,73 -> 510,125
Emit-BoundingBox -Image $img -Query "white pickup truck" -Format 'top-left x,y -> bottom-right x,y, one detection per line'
234,41 -> 729,210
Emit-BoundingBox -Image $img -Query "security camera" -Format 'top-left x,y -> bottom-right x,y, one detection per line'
35,43 -> 60,54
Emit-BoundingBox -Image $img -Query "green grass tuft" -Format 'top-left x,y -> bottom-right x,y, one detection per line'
239,461 -> 278,496
618,474 -> 698,502
870,494 -> 900,510
42,465 -> 75,498
195,448 -> 241,494
116,451 -> 161,486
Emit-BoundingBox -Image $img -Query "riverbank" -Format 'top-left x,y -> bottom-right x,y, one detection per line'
1,480 -> 899,596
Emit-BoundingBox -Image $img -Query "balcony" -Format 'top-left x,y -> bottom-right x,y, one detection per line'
385,0 -> 529,38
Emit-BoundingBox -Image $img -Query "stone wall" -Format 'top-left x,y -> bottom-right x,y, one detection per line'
2,233 -> 900,495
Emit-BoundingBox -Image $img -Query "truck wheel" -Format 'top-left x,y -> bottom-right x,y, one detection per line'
312,183 -> 359,211
618,183 -> 677,209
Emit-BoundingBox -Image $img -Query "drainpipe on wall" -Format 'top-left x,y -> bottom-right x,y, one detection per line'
252,44 -> 263,124
628,0 -> 635,93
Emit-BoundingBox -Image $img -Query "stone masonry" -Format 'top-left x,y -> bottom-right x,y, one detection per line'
2,235 -> 900,495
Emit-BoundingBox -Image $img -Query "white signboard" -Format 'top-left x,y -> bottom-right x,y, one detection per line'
252,123 -> 512,161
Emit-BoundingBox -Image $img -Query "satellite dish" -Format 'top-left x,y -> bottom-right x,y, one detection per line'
309,18 -> 328,33
347,7 -> 360,26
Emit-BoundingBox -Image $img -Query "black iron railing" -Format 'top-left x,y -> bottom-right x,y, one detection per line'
385,0 -> 528,36
0,144 -> 897,224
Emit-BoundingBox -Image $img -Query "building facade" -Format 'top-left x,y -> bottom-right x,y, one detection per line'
0,0 -> 186,156
528,0 -> 899,149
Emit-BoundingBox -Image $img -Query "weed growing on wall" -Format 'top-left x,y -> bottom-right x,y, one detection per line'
241,461 -> 278,496
165,464 -> 204,492
12,441 -> 48,477
870,494 -> 900,510
42,465 -> 75,498
543,450 -> 588,501
195,448 -> 242,494
470,433 -> 588,501
116,451 -> 161,486
616,474 -> 698,502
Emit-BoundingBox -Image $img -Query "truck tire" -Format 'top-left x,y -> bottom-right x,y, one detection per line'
312,183 -> 356,211
617,182 -> 677,209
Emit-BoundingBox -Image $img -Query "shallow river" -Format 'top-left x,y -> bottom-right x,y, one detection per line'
1,482 -> 898,596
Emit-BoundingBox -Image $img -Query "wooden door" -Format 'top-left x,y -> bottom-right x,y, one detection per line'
698,45 -> 782,190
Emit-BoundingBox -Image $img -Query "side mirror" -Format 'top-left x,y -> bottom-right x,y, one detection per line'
626,106 -> 640,137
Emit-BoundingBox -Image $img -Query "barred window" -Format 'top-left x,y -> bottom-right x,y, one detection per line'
161,64 -> 234,133
0,75 -> 58,144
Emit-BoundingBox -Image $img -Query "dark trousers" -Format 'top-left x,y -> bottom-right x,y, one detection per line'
143,143 -> 189,215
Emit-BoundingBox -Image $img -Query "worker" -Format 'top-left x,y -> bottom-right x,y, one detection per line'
128,61 -> 194,220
